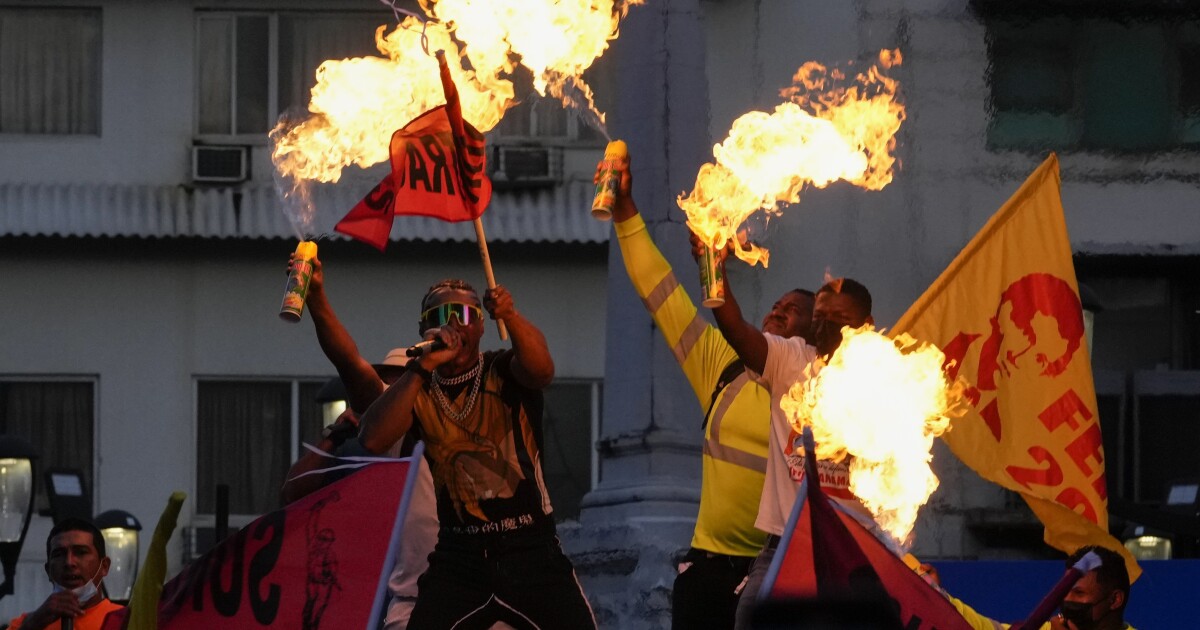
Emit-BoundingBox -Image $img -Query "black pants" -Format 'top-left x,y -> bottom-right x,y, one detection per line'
408,526 -> 596,630
672,547 -> 755,630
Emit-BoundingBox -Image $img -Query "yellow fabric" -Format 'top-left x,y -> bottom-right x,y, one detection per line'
945,595 -> 1135,630
8,598 -> 124,630
127,491 -> 186,630
616,214 -> 770,557
890,154 -> 1139,581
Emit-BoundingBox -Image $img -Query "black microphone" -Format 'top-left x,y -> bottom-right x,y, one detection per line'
406,338 -> 447,357
62,618 -> 73,630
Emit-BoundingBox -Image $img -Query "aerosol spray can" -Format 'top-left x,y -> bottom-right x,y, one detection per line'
698,243 -> 726,308
279,241 -> 318,322
591,140 -> 628,221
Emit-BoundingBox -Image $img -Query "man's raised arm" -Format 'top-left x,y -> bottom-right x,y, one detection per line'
691,237 -> 769,373
301,255 -> 385,412
485,285 -> 554,390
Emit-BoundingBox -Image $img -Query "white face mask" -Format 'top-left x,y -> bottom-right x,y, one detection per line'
52,562 -> 103,603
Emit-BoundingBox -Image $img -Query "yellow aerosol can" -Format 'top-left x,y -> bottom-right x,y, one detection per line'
279,241 -> 318,322
591,140 -> 628,221
698,243 -> 726,307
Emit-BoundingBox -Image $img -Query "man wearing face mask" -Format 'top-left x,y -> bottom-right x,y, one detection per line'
941,545 -> 1135,630
1053,545 -> 1133,630
693,240 -> 875,630
7,518 -> 124,630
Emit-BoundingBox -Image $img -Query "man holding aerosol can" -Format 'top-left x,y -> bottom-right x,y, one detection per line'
598,146 -> 815,629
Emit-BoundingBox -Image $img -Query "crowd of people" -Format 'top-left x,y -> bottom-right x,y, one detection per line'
6,154 -> 1135,630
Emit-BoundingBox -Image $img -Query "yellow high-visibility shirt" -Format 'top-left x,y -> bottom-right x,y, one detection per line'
616,214 -> 770,557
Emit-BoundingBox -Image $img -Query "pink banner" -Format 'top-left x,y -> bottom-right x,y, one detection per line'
157,459 -> 414,630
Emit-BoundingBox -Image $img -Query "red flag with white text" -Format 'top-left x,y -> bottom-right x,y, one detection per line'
336,55 -> 491,251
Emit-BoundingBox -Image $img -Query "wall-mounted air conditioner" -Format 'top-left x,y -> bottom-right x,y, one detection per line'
182,526 -> 217,563
192,145 -> 249,183
488,145 -> 562,189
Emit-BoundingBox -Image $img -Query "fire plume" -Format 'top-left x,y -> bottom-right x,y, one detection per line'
677,50 -> 905,267
780,325 -> 963,546
271,0 -> 641,188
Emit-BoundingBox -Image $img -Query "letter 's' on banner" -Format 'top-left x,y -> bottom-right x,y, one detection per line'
890,154 -> 1140,580
151,458 -> 415,629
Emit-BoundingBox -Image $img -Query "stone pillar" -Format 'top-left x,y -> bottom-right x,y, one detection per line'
559,2 -> 713,628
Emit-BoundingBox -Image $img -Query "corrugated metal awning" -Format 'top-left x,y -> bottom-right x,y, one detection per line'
0,179 -> 610,244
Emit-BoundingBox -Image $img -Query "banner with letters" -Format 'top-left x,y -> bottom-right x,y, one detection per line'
890,154 -> 1139,580
152,458 -> 417,630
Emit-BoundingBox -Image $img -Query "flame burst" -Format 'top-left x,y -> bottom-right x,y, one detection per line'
677,50 -> 905,267
780,325 -> 963,546
271,0 -> 641,186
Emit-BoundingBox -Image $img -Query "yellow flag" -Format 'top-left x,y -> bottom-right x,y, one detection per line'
126,491 -> 186,630
891,154 -> 1140,581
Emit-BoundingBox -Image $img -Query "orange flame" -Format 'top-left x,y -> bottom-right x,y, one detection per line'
780,325 -> 964,546
677,50 -> 905,267
271,0 -> 642,188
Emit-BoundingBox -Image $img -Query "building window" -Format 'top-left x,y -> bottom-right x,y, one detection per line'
0,380 -> 95,507
196,379 -> 325,515
539,379 -> 602,522
0,8 -> 101,135
1079,260 -> 1200,502
488,59 -> 614,144
985,15 -> 1200,152
195,11 -> 388,139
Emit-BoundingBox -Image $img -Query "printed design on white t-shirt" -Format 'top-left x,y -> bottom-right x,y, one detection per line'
784,428 -> 856,502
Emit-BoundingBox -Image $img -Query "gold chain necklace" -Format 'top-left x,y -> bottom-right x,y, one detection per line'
431,353 -> 483,422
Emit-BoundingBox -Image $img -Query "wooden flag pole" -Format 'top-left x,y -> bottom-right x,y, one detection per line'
473,217 -> 508,340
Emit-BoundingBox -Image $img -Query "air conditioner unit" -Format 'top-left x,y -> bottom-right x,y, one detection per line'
488,145 -> 562,189
192,145 -> 249,183
182,526 -> 218,563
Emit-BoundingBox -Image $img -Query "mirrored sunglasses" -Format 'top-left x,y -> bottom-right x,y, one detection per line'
420,302 -> 482,329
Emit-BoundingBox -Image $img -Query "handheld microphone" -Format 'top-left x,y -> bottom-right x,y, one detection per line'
406,338 -> 447,357
62,618 -> 73,630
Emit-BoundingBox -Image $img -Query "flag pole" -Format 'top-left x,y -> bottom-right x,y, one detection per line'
472,217 -> 508,340
433,48 -> 507,342
1010,551 -> 1102,630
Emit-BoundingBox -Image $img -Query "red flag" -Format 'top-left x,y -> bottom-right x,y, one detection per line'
147,458 -> 416,630
336,54 -> 492,251
763,428 -> 974,630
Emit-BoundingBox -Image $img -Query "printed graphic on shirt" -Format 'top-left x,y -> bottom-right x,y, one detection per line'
785,428 -> 856,502
424,414 -> 524,522
414,352 -> 551,528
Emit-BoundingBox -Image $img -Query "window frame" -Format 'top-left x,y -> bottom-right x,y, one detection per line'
192,375 -> 329,521
193,9 -> 392,145
1131,370 -> 1200,503
0,6 -> 103,137
538,377 -> 602,522
0,375 -> 99,508
984,14 -> 1200,153
194,11 -> 279,145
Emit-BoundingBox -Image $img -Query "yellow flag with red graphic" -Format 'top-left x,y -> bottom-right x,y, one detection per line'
891,154 -> 1140,580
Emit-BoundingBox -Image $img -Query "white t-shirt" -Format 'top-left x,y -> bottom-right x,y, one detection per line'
751,333 -> 868,536
384,440 -> 439,628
